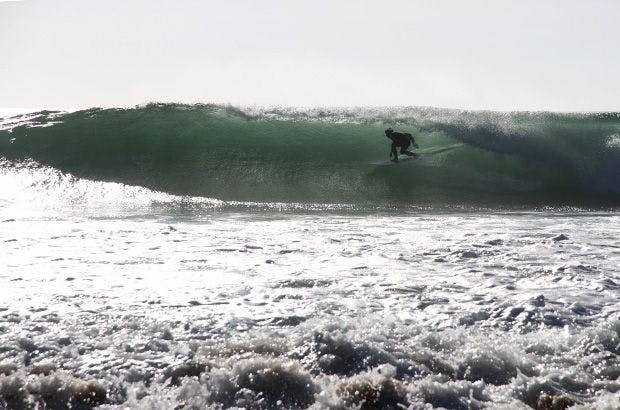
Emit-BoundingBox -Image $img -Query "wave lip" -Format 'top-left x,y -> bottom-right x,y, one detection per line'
1,103 -> 620,209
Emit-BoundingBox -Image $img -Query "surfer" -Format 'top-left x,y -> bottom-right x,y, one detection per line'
384,128 -> 418,162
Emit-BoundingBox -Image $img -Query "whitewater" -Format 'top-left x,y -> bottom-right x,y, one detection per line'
1,104 -> 619,409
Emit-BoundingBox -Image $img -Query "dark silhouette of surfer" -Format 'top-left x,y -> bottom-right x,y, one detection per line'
384,128 -> 418,162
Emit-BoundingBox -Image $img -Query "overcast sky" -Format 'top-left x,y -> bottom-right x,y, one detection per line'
1,0 -> 619,111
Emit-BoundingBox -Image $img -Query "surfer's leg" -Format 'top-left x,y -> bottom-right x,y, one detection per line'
400,141 -> 414,156
391,143 -> 398,162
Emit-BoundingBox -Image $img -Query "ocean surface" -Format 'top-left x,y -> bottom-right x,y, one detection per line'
1,104 -> 619,409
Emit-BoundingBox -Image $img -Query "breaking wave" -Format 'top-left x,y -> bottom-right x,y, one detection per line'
1,103 -> 619,209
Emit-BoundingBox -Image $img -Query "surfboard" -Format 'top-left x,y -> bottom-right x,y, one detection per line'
371,155 -> 419,166
371,144 -> 464,166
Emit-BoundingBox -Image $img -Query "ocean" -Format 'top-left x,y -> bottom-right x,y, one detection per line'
0,104 -> 619,409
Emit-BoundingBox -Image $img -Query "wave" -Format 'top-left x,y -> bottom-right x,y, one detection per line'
1,103 -> 619,209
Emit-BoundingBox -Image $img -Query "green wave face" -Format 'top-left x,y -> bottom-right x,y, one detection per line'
1,104 -> 620,208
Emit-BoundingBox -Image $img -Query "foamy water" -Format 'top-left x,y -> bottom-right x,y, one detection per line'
1,209 -> 619,408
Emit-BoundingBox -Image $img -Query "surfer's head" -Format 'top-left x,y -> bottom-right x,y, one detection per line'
385,128 -> 394,136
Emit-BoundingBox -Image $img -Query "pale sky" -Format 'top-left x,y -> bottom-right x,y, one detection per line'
1,0 -> 619,111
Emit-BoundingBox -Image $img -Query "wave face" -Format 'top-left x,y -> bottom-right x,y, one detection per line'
1,104 -> 620,208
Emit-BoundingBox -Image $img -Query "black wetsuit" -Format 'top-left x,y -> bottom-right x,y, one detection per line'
385,130 -> 415,161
